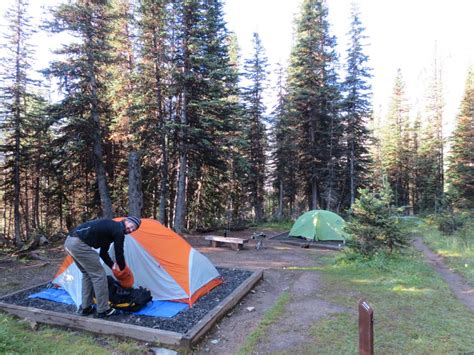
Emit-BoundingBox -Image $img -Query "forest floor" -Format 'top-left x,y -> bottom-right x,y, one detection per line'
0,230 -> 473,354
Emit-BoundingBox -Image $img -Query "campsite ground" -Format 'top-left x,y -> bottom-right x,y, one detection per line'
0,230 -> 344,354
187,230 -> 350,354
1,229 -> 473,354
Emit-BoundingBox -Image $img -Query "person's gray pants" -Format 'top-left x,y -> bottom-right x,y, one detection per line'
64,236 -> 110,313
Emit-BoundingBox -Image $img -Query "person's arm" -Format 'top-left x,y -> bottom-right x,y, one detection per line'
99,247 -> 114,269
111,226 -> 133,288
113,232 -> 126,270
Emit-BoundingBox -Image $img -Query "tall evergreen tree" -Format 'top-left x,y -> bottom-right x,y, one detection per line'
341,3 -> 372,208
46,0 -> 116,219
107,0 -> 143,217
173,0 -> 240,232
242,32 -> 268,222
417,54 -> 445,212
225,33 -> 248,224
135,0 -> 174,224
381,69 -> 411,207
410,112 -> 422,212
173,0 -> 199,233
270,63 -> 299,219
0,0 -> 38,245
21,91 -> 52,234
287,0 -> 343,211
447,66 -> 474,208
187,0 -> 241,229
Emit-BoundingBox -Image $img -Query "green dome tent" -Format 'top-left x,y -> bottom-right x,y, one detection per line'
289,210 -> 346,241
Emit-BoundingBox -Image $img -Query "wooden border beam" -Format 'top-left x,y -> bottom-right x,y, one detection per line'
0,301 -> 183,345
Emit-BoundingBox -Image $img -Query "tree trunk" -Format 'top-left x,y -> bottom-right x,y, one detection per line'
174,84 -> 188,234
87,49 -> 113,219
159,137 -> 169,225
23,177 -> 30,238
128,151 -> 143,217
33,175 -> 40,230
325,113 -> 336,210
277,179 -> 283,220
174,152 -> 187,233
13,22 -> 22,247
311,177 -> 319,210
350,140 -> 355,206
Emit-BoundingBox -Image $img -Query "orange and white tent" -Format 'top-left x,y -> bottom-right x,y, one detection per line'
53,218 -> 222,307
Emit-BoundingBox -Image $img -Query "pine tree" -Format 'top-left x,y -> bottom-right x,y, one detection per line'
345,186 -> 407,257
380,69 -> 411,208
410,113 -> 422,212
417,54 -> 445,212
173,0 -> 240,232
447,66 -> 474,208
186,0 -> 241,229
135,0 -> 173,224
341,3 -> 373,208
0,0 -> 38,245
225,33 -> 248,224
287,0 -> 343,211
270,63 -> 298,219
107,0 -> 143,217
241,32 -> 268,222
172,0 -> 200,232
45,0 -> 116,219
21,91 -> 52,234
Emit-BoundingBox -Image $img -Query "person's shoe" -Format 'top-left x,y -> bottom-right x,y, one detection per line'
78,305 -> 94,316
96,308 -> 117,318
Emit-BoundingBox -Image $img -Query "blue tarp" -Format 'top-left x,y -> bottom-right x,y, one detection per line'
29,288 -> 188,318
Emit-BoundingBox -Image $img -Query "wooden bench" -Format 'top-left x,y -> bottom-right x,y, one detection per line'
204,235 -> 249,250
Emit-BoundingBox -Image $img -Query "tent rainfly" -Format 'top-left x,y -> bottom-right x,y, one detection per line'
53,218 -> 222,307
288,210 -> 346,242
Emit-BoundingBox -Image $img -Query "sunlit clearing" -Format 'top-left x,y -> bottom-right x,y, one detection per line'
351,279 -> 376,285
392,285 -> 431,294
274,246 -> 294,250
286,266 -> 320,271
438,250 -> 462,257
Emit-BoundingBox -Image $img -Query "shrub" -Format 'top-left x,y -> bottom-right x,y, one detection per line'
435,212 -> 465,235
344,187 -> 408,258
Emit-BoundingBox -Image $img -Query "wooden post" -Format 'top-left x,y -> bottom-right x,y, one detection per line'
358,299 -> 374,355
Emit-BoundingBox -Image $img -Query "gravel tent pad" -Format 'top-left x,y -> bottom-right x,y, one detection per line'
0,267 -> 263,349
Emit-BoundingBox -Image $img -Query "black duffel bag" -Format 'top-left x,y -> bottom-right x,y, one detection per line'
107,276 -> 152,312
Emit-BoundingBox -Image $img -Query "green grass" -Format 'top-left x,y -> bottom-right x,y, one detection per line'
299,249 -> 474,354
247,219 -> 293,231
415,218 -> 474,285
0,313 -> 147,354
237,291 -> 291,355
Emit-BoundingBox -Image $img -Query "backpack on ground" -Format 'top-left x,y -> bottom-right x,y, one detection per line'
107,276 -> 152,312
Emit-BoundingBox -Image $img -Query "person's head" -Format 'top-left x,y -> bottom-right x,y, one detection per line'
123,216 -> 141,234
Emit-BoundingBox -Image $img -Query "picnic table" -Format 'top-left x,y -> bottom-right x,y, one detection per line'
204,235 -> 249,250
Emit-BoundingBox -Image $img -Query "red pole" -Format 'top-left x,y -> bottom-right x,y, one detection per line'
358,299 -> 374,355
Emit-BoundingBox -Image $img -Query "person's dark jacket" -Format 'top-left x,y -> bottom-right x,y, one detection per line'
71,219 -> 126,270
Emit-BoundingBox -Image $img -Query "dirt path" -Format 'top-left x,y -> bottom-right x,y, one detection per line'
253,271 -> 349,354
412,237 -> 474,312
190,232 -> 349,354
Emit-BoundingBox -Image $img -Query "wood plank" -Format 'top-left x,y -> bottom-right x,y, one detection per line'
204,236 -> 249,244
0,302 -> 183,346
181,269 -> 264,348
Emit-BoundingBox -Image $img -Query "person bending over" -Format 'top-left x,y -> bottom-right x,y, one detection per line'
64,216 -> 141,318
